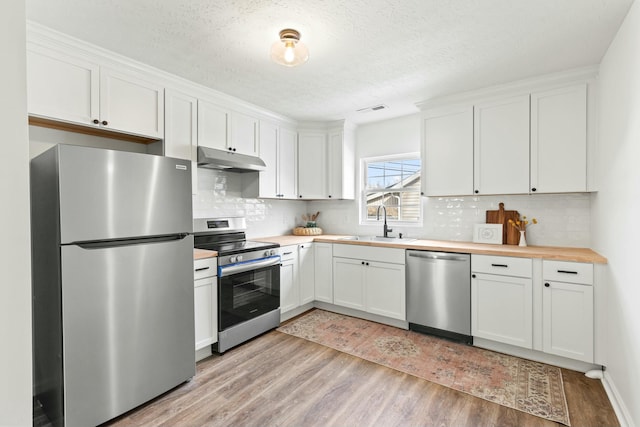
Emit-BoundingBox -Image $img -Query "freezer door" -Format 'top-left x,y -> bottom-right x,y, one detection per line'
60,235 -> 195,427
57,145 -> 192,243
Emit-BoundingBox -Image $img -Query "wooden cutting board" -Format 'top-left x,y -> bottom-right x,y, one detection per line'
486,202 -> 520,245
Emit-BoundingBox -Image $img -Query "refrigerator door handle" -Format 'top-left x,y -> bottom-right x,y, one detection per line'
74,233 -> 190,249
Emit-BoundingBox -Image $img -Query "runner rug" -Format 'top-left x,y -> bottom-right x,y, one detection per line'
277,309 -> 570,425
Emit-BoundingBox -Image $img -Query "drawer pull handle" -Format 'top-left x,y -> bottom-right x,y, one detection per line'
557,270 -> 578,274
491,263 -> 508,268
283,252 -> 293,255
195,267 -> 210,272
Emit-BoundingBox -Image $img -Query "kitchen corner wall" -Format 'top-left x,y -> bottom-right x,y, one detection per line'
193,168 -> 309,238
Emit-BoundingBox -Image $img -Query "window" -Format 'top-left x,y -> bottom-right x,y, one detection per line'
362,155 -> 422,223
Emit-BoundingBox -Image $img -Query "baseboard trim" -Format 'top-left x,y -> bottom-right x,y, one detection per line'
602,371 -> 634,427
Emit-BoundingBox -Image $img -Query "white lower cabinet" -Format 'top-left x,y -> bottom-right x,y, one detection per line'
280,243 -> 316,316
471,255 -> 533,349
280,246 -> 299,314
314,243 -> 333,303
332,245 -> 406,321
542,261 -> 594,363
193,257 -> 217,352
299,243 -> 315,305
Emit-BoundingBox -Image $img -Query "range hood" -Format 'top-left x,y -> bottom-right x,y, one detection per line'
197,146 -> 266,173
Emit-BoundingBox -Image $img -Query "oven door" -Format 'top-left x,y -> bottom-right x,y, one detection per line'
218,256 -> 280,331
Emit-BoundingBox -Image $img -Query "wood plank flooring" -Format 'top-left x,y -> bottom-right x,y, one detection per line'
104,330 -> 619,427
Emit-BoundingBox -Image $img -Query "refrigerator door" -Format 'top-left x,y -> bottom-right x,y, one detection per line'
60,235 -> 195,427
57,145 -> 192,244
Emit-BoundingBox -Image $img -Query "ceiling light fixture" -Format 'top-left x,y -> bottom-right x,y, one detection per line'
270,29 -> 309,67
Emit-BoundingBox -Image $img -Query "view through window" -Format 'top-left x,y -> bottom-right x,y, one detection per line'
363,156 -> 421,222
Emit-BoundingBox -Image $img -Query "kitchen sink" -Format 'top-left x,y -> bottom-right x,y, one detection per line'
339,235 -> 417,243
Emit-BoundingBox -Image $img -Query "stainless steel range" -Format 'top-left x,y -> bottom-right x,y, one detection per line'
193,217 -> 281,353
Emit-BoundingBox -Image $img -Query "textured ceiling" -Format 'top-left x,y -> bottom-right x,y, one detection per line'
26,0 -> 634,124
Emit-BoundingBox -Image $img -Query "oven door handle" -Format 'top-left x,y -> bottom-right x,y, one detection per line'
218,255 -> 281,277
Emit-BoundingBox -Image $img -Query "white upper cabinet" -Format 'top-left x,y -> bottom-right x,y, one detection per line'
530,84 -> 587,193
197,100 -> 229,151
421,105 -> 474,197
197,101 -> 258,157
419,72 -> 594,197
473,95 -> 530,195
298,132 -> 328,199
165,89 -> 198,194
229,111 -> 259,157
251,121 -> 297,199
27,46 -> 164,139
27,46 -> 99,127
278,127 -> 298,199
99,68 -> 164,138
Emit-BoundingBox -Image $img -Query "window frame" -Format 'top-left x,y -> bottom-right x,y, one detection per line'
359,153 -> 423,226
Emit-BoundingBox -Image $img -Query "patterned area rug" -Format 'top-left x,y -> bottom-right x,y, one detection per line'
277,309 -> 570,425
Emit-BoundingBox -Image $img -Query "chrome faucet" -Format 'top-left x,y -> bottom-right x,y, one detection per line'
376,204 -> 393,238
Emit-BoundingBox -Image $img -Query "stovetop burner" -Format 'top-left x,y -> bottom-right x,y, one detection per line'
193,217 -> 279,255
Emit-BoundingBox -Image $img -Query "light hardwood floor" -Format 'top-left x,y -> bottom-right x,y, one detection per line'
104,329 -> 619,427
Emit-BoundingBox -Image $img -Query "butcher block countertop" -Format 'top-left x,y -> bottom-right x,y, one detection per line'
194,248 -> 217,260
253,235 -> 607,264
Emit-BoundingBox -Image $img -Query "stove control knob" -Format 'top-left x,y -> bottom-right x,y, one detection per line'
264,250 -> 271,257
229,256 -> 237,263
270,249 -> 276,256
236,255 -> 244,262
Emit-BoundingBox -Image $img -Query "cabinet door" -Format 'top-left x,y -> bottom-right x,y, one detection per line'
27,47 -> 100,127
280,258 -> 298,313
365,262 -> 406,320
543,281 -> 593,362
298,132 -> 328,199
230,111 -> 259,156
279,128 -> 298,199
194,276 -> 217,349
314,243 -> 333,303
421,105 -> 474,196
472,273 -> 532,348
299,244 -> 315,305
165,90 -> 198,194
474,95 -> 530,195
258,121 -> 279,198
99,68 -> 164,138
531,84 -> 587,193
198,100 -> 229,151
333,257 -> 365,310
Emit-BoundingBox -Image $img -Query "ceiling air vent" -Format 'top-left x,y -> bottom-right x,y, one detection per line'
356,104 -> 388,113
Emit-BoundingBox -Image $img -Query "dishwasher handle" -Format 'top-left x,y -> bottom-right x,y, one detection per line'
407,251 -> 469,262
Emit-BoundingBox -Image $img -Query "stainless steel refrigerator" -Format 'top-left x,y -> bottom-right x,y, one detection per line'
31,144 -> 195,427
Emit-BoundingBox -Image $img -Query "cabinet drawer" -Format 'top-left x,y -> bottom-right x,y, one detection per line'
333,244 -> 405,265
543,260 -> 593,285
471,255 -> 531,278
194,257 -> 217,280
279,245 -> 297,261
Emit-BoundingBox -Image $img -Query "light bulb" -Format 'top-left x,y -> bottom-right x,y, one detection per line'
284,41 -> 296,63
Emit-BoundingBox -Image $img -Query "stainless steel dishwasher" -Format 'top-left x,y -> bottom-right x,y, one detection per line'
406,250 -> 472,344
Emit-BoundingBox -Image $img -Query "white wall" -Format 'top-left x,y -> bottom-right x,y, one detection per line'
193,169 -> 310,238
0,1 -> 32,426
311,114 -> 592,247
592,1 -> 640,425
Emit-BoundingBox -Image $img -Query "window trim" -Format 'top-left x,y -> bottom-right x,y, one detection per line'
359,153 -> 423,226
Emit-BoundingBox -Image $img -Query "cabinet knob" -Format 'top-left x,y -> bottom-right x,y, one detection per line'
92,119 -> 99,124
299,195 -> 303,198
101,120 -> 108,126
544,282 -> 550,287
361,261 -> 365,265
531,188 -> 537,192
471,274 -> 476,279
474,190 -> 479,194
228,147 -> 233,151
328,195 -> 332,198
232,147 -> 237,152
366,262 -> 370,266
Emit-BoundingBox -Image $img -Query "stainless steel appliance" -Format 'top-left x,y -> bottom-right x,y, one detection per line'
406,250 -> 472,344
193,218 -> 281,353
31,145 -> 195,427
